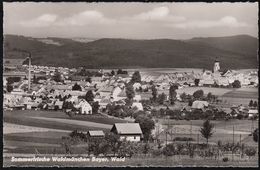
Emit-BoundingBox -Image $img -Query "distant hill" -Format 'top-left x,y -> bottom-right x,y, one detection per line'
3,34 -> 258,69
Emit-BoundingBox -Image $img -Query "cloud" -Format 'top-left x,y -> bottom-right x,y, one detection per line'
19,10 -> 116,28
20,14 -> 57,27
170,16 -> 249,29
132,6 -> 186,23
55,10 -> 116,26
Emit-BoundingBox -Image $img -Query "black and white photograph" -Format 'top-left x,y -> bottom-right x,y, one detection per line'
2,1 -> 259,167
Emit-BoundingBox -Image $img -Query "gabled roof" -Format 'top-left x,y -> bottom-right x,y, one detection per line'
111,123 -> 142,135
88,130 -> 105,137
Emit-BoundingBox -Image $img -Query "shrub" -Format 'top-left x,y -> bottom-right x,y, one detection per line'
173,137 -> 195,141
245,147 -> 257,158
222,157 -> 229,162
151,148 -> 162,157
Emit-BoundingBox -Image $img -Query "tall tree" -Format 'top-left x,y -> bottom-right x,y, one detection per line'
135,115 -> 155,141
53,70 -> 62,82
33,74 -> 37,84
125,83 -> 135,100
169,84 -> 178,105
158,93 -> 166,105
85,90 -> 94,103
194,79 -> 200,86
253,101 -> 258,108
249,100 -> 254,107
253,128 -> 258,142
105,132 -> 121,156
131,71 -> 141,83
200,120 -> 214,145
92,101 -> 100,114
151,85 -> 157,101
111,70 -> 115,76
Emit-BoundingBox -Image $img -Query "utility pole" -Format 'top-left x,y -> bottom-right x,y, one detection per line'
190,121 -> 192,140
28,53 -> 31,92
232,125 -> 234,161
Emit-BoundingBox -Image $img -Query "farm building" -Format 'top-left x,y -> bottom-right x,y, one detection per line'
86,130 -> 105,138
110,123 -> 143,142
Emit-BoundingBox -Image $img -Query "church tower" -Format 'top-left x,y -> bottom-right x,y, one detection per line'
213,58 -> 220,73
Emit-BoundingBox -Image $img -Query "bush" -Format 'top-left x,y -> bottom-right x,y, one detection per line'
151,148 -> 162,157
245,147 -> 256,158
222,157 -> 229,162
173,137 -> 195,141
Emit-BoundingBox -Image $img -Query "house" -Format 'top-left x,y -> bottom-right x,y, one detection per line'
191,100 -> 209,110
86,130 -> 105,139
74,99 -> 92,114
110,123 -> 143,142
99,98 -> 111,109
248,109 -> 258,118
131,102 -> 144,111
133,95 -> 141,102
54,100 -> 64,110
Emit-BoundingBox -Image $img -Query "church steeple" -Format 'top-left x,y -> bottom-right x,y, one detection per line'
213,57 -> 220,73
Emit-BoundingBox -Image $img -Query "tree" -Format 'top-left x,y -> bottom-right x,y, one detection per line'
169,84 -> 178,105
253,128 -> 258,142
253,101 -> 258,108
157,93 -> 166,105
125,83 -> 135,100
53,70 -> 62,82
194,79 -> 200,86
6,83 -> 13,92
131,71 -> 141,83
206,92 -> 213,102
180,92 -> 187,102
200,120 -> 214,145
232,80 -> 241,88
33,74 -> 37,84
72,83 -> 82,91
85,90 -> 94,103
193,90 -> 204,99
249,100 -> 254,107
105,132 -> 121,156
92,101 -> 100,114
86,77 -> 92,83
135,115 -> 155,141
111,70 -> 115,76
151,85 -> 157,101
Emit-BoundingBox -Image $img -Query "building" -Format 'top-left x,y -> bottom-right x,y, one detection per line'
213,58 -> 220,73
191,100 -> 209,110
86,130 -> 105,139
110,123 -> 143,142
74,99 -> 92,114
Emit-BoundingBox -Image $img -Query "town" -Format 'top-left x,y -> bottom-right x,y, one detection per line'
3,56 -> 259,166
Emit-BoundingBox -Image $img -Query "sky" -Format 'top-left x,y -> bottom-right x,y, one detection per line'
3,2 -> 258,39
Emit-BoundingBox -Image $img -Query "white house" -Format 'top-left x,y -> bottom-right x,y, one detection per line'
132,102 -> 144,111
74,99 -> 92,114
110,123 -> 143,142
191,100 -> 209,110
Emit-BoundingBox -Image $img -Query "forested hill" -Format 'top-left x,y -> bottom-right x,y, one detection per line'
3,34 -> 258,69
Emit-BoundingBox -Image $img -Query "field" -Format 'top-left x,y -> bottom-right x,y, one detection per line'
158,119 -> 258,146
3,110 -> 129,155
3,85 -> 258,167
